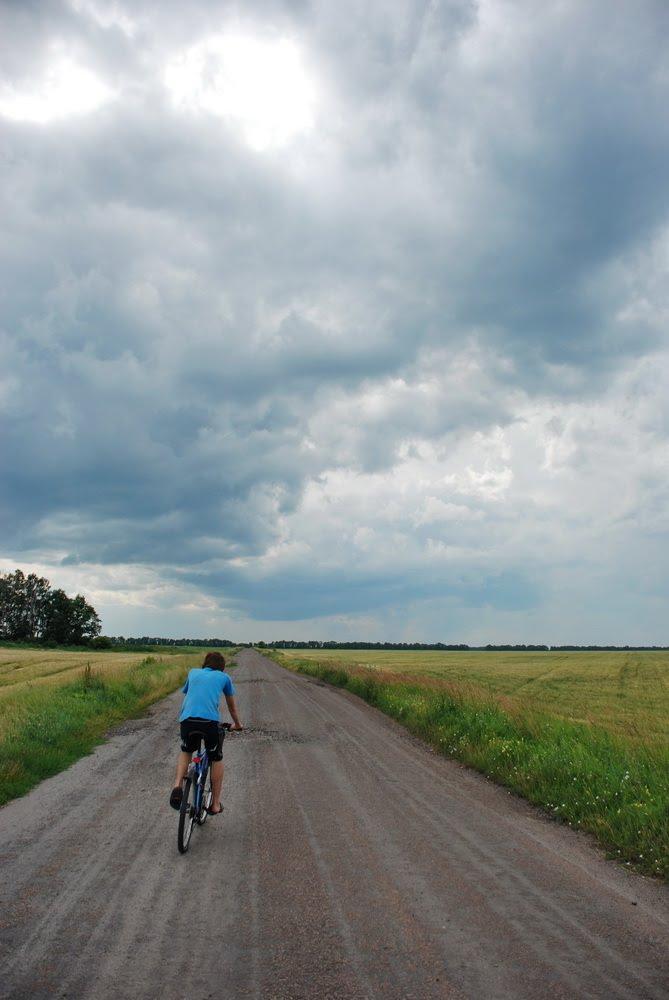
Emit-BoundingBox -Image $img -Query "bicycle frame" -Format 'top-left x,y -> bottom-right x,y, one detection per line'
188,743 -> 210,818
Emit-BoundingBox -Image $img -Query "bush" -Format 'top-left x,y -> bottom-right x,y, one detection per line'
88,636 -> 113,649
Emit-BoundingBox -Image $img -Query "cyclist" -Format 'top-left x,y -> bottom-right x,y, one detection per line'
169,651 -> 243,815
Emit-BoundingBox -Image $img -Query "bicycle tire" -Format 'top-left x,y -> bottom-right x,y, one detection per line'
177,777 -> 195,853
196,765 -> 213,825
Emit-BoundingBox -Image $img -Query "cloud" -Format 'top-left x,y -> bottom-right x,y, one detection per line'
1,0 -> 668,641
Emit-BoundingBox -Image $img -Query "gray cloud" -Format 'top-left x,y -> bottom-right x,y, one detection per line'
1,0 -> 668,639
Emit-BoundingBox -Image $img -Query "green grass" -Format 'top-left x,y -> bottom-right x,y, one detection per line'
0,648 -> 238,806
268,650 -> 669,880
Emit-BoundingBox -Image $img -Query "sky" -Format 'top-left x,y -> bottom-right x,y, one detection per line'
1,0 -> 668,644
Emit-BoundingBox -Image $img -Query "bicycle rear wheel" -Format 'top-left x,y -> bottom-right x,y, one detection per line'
196,766 -> 213,825
177,777 -> 195,853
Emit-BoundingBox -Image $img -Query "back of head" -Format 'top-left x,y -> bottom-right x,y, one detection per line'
202,651 -> 226,671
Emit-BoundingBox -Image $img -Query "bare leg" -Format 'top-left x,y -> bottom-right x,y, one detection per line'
173,751 -> 190,789
210,760 -> 224,812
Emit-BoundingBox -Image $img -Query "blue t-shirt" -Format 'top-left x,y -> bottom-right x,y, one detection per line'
179,667 -> 235,722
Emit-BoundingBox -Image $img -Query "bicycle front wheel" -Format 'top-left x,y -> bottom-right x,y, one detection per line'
177,777 -> 195,853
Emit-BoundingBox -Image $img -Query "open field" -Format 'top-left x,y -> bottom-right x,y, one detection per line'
0,645 -> 214,703
0,648 -> 174,701
270,649 -> 669,879
279,648 -> 669,742
0,645 -> 237,805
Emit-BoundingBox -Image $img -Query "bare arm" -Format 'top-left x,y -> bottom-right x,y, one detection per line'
225,694 -> 243,730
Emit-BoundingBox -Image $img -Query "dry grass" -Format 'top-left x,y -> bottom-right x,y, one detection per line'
0,649 -> 159,696
283,649 -> 669,743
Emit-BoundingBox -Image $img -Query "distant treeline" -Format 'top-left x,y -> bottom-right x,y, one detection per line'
110,636 -> 238,648
111,637 -> 668,652
260,640 -> 669,651
0,569 -> 101,645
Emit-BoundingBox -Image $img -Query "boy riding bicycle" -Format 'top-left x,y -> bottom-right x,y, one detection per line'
170,651 -> 243,815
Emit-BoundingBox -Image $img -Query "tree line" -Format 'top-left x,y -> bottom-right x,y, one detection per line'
107,638 -> 669,651
109,636 -> 236,648
260,640 -> 668,651
0,569 -> 101,646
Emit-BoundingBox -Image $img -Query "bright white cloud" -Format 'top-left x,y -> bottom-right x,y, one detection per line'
0,56 -> 113,123
164,34 -> 316,150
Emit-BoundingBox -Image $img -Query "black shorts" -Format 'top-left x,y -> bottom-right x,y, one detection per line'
180,718 -> 225,761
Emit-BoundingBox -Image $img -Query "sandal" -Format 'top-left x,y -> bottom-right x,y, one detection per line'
207,802 -> 223,816
169,786 -> 183,810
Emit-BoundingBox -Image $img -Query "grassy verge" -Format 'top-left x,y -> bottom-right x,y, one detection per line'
268,651 -> 669,880
0,649 -> 238,807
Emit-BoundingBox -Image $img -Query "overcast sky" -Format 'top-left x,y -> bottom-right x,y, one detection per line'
2,0 -> 668,643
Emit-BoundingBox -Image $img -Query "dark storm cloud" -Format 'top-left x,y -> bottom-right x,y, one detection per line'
2,0 -> 669,631
181,562 -> 539,621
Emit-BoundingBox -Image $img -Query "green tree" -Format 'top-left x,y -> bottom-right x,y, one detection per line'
39,589 -> 101,645
23,572 -> 52,639
0,570 -> 51,641
41,589 -> 75,644
67,594 -> 101,644
1,570 -> 102,645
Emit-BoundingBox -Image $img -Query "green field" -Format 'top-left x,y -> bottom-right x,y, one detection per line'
0,645 -> 237,806
278,648 -> 669,742
270,649 -> 669,879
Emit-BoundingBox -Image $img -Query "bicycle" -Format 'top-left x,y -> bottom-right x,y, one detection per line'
178,722 -> 232,854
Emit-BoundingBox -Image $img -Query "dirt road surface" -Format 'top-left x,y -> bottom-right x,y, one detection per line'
1,649 -> 667,999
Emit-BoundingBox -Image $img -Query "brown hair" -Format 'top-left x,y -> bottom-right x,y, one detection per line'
202,651 -> 226,671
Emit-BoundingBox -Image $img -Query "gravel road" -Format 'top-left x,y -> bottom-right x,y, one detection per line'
0,648 -> 667,999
